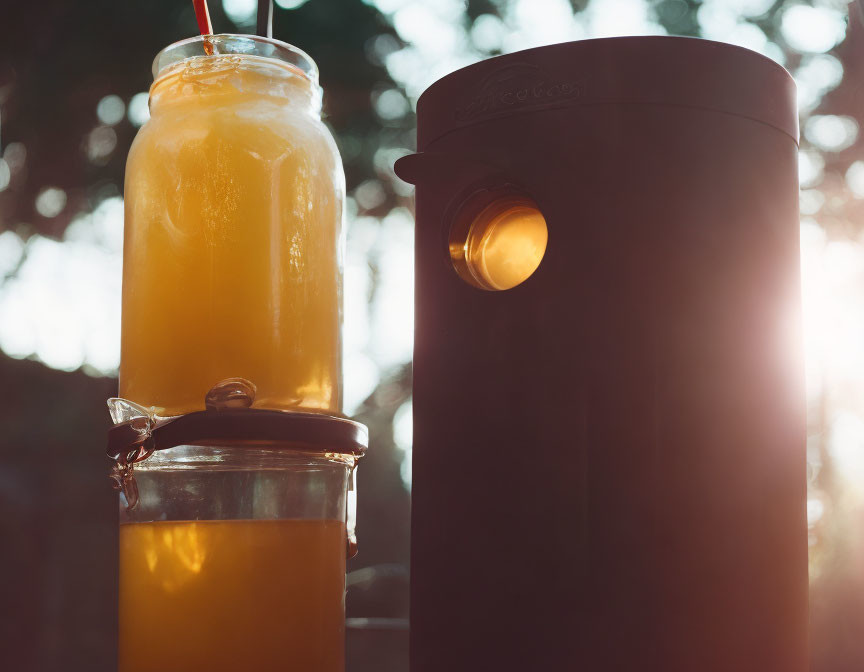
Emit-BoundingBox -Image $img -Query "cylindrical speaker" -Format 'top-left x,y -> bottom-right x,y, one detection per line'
397,37 -> 807,672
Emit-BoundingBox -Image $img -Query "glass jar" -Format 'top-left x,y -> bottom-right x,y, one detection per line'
117,442 -> 359,672
121,35 -> 345,417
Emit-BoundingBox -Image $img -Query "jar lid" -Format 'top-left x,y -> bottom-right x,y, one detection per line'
107,409 -> 368,462
411,36 -> 797,151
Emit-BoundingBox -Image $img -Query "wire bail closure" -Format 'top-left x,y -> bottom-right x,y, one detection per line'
108,440 -> 154,511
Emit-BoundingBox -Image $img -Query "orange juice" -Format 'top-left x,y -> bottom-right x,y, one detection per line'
119,519 -> 346,672
121,48 -> 344,416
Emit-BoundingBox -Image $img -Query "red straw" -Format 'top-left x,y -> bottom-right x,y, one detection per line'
193,0 -> 213,36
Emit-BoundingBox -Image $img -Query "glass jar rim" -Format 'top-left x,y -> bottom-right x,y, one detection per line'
152,34 -> 319,85
134,444 -> 357,471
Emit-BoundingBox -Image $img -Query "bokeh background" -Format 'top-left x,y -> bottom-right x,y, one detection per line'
1,0 -> 863,669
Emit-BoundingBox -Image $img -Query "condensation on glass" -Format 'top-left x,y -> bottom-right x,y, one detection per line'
121,35 -> 345,417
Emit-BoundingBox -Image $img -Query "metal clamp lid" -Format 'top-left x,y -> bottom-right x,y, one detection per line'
107,408 -> 368,461
107,397 -> 367,511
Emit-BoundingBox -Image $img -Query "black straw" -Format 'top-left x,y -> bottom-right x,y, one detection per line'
257,0 -> 273,38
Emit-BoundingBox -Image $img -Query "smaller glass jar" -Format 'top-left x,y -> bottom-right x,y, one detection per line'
113,417 -> 363,672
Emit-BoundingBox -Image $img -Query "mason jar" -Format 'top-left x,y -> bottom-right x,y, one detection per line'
121,35 -> 345,417
111,409 -> 366,672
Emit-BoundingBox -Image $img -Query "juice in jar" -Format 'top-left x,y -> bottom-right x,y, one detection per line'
118,519 -> 346,672
121,39 -> 344,416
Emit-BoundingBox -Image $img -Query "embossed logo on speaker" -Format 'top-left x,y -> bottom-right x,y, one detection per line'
455,62 -> 584,122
